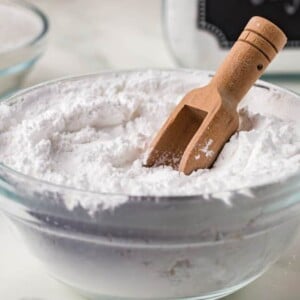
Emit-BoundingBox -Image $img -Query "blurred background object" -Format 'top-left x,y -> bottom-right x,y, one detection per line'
25,0 -> 300,92
25,0 -> 174,86
0,0 -> 48,97
163,0 -> 300,78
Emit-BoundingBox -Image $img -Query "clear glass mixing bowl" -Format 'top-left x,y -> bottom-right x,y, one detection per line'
0,0 -> 48,98
0,70 -> 299,300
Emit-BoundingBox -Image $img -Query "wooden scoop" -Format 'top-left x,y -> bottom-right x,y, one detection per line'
145,16 -> 287,175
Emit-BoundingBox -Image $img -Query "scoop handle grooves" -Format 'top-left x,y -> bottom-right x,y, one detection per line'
211,16 -> 287,104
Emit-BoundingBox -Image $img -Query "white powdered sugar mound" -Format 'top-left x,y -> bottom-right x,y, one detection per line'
0,70 -> 299,201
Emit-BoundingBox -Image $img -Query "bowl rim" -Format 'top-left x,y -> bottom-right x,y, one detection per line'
0,68 -> 300,202
0,0 -> 49,56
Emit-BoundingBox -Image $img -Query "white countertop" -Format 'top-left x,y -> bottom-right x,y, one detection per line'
1,1 -> 300,299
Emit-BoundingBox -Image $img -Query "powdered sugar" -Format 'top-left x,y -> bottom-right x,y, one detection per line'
200,139 -> 214,158
0,70 -> 299,201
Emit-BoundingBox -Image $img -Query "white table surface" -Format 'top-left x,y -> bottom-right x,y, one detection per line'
1,1 -> 300,299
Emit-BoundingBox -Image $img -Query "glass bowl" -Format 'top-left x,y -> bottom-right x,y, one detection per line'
0,70 -> 300,300
0,0 -> 48,98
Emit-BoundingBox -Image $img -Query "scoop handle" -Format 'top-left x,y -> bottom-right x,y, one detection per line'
211,16 -> 287,104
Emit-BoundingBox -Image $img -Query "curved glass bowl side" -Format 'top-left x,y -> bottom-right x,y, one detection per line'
0,160 -> 300,245
0,0 -> 49,68
0,0 -> 49,97
2,172 -> 300,300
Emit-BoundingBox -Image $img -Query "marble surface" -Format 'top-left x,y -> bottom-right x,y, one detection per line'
1,0 -> 300,299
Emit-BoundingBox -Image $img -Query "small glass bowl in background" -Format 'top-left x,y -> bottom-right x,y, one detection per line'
0,70 -> 299,300
0,0 -> 48,98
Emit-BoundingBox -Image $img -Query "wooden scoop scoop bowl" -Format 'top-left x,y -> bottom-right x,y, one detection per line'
145,16 -> 287,175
